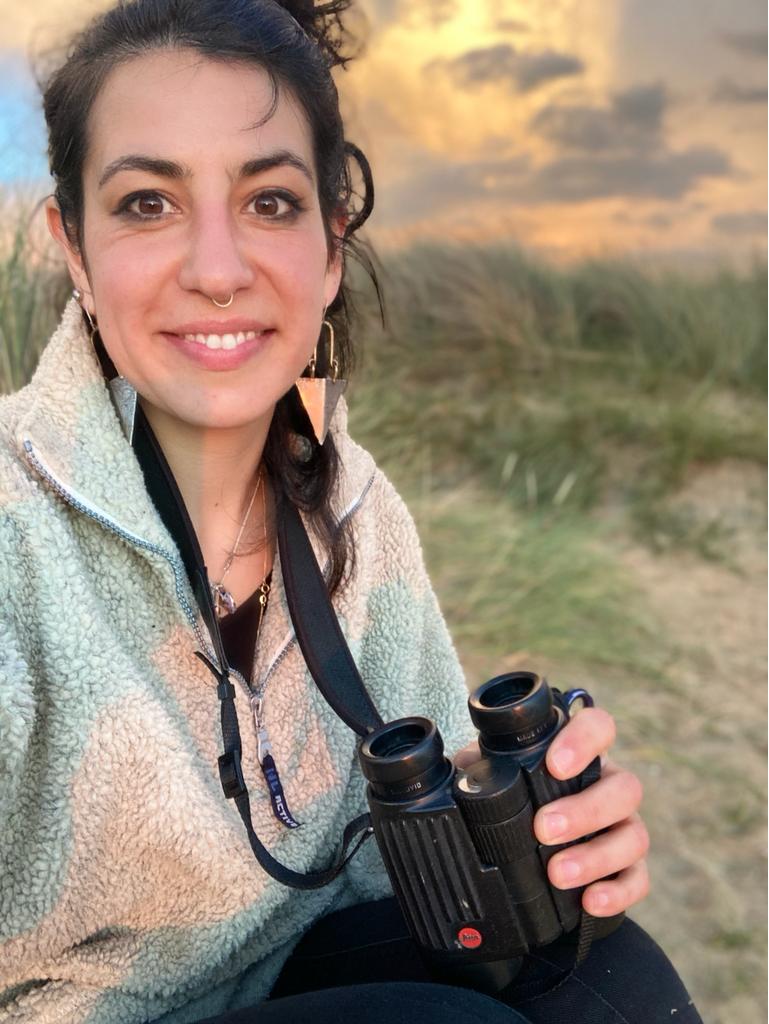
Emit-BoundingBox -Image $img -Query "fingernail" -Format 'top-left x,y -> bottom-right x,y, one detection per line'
591,891 -> 610,910
542,813 -> 568,841
558,859 -> 581,884
550,747 -> 574,775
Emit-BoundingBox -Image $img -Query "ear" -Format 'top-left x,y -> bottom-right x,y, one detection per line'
45,198 -> 94,314
323,209 -> 348,308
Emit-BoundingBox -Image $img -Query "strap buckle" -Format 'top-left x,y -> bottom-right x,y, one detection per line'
218,750 -> 246,799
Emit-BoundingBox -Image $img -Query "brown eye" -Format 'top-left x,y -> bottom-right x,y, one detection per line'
250,192 -> 300,219
255,195 -> 281,216
136,195 -> 164,217
122,193 -> 171,219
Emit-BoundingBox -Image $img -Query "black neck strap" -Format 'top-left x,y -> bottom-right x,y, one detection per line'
277,501 -> 384,738
131,405 -> 378,889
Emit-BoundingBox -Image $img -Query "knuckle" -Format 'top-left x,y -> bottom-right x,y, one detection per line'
631,819 -> 650,856
614,770 -> 643,809
580,705 -> 615,743
596,708 -> 617,747
639,864 -> 651,899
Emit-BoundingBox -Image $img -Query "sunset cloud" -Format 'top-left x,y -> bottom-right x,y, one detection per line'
711,210 -> 767,235
520,145 -> 732,203
530,83 -> 668,152
0,0 -> 764,262
710,78 -> 767,104
425,43 -> 584,93
495,19 -> 530,35
718,29 -> 768,59
376,139 -> 733,228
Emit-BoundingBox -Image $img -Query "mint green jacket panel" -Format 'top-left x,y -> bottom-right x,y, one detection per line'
0,300 -> 476,1024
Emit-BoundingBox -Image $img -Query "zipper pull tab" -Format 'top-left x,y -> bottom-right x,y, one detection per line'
250,694 -> 270,764
249,693 -> 301,830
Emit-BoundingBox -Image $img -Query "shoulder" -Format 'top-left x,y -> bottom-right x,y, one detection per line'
335,427 -> 428,593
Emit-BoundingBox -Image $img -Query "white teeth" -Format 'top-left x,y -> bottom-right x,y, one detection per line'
182,329 -> 265,349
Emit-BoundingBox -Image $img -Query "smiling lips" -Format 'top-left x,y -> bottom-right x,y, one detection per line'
169,318 -> 274,350
182,329 -> 267,350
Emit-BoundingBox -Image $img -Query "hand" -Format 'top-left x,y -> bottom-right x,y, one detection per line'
454,739 -> 481,769
452,708 -> 650,917
532,707 -> 650,917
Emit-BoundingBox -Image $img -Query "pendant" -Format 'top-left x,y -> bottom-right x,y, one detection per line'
212,583 -> 237,617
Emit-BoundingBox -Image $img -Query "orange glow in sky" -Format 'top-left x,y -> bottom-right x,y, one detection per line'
0,0 -> 765,264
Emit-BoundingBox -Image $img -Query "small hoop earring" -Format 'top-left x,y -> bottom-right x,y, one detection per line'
83,307 -> 98,344
211,294 -> 234,308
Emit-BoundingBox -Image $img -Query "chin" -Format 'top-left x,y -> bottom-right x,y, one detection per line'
172,402 -> 277,432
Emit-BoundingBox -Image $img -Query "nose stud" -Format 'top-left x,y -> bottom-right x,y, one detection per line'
211,293 -> 234,309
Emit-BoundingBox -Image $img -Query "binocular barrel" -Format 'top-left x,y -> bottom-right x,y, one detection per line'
358,671 -> 597,991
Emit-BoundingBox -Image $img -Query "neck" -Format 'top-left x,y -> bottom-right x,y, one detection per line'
139,398 -> 273,559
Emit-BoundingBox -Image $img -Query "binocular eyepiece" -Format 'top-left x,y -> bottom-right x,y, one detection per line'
358,671 -> 612,993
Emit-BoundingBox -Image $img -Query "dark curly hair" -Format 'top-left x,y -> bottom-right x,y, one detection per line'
38,0 -> 383,593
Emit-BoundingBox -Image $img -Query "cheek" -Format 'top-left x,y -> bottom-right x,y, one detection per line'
275,228 -> 333,300
88,240 -> 168,316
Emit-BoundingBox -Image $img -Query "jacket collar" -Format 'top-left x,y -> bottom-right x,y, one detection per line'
15,297 -> 375,561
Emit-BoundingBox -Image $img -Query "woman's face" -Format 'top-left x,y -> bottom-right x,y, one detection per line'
48,49 -> 343,431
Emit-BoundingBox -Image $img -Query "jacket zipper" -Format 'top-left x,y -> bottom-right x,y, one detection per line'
22,439 -> 224,675
24,437 -> 375,756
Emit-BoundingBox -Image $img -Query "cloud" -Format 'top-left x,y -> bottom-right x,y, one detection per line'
645,213 -> 674,229
366,0 -> 400,26
420,0 -> 459,26
366,0 -> 457,28
426,43 -> 584,94
520,146 -> 732,203
718,29 -> 768,59
530,83 -> 668,152
711,78 -> 767,104
495,19 -> 530,34
711,210 -> 766,235
377,143 -> 732,226
377,152 -> 531,224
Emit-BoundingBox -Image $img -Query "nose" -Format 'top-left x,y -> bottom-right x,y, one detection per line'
178,205 -> 255,302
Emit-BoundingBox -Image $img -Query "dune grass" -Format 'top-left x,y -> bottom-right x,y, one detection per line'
2,223 -> 765,673
1,209 -> 766,1024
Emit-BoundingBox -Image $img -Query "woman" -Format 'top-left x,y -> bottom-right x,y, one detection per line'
0,2 -> 699,1022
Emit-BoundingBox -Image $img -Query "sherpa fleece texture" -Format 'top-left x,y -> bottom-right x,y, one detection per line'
0,300 -> 476,1024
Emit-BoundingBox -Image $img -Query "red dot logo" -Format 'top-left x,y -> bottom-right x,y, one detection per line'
457,926 -> 483,949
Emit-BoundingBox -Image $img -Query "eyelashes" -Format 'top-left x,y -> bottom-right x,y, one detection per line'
113,189 -> 306,222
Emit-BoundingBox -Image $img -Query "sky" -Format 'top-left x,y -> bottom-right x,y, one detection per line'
0,0 -> 765,264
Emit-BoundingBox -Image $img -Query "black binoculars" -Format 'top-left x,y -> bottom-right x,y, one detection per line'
358,670 -> 622,993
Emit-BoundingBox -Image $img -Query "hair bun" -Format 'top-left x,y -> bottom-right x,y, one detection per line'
278,0 -> 366,69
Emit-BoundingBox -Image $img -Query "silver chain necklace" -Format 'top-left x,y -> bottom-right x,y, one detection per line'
211,468 -> 267,618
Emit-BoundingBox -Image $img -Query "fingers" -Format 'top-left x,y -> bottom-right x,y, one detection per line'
546,813 -> 650,891
453,739 -> 481,770
582,857 -> 651,917
534,765 -> 643,845
546,706 -> 616,780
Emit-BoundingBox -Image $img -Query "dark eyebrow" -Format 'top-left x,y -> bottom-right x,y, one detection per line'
98,150 -> 315,189
239,151 -> 315,186
98,156 -> 189,189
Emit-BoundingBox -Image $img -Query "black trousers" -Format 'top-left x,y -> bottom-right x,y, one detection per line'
198,898 -> 703,1024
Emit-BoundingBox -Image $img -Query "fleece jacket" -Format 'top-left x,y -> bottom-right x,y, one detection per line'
0,299 -> 476,1024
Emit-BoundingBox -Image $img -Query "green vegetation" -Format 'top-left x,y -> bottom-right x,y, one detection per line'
0,206 -> 71,394
343,241 -> 766,670
2,223 -> 765,673
1,214 -> 766,1024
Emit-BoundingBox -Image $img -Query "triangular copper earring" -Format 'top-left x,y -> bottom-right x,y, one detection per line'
295,319 -> 347,445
